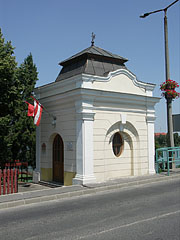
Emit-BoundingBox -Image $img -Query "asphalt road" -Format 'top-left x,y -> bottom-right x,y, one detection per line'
0,179 -> 179,240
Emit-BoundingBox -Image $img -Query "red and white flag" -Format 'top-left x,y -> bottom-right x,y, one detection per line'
33,99 -> 43,126
25,97 -> 43,126
25,102 -> 34,117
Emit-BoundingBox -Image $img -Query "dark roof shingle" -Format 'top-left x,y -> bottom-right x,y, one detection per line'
56,45 -> 128,81
60,45 -> 128,66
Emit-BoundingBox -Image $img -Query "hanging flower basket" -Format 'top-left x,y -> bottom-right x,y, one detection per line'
160,79 -> 180,100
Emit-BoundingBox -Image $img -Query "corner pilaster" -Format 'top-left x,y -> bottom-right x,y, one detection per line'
146,115 -> 156,174
33,125 -> 41,183
73,99 -> 96,185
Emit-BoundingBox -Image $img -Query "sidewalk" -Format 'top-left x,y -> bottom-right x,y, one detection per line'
0,170 -> 180,210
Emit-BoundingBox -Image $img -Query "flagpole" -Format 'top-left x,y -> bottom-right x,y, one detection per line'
42,107 -> 57,121
31,96 -> 56,122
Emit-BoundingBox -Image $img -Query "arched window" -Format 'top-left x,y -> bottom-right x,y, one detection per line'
112,132 -> 124,157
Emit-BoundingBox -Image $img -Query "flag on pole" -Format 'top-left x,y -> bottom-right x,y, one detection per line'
33,99 -> 43,126
25,102 -> 34,116
25,97 -> 43,126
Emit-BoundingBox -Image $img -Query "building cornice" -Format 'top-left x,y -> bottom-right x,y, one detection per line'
35,69 -> 156,99
37,87 -> 160,110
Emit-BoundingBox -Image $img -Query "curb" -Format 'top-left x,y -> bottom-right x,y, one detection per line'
0,174 -> 179,210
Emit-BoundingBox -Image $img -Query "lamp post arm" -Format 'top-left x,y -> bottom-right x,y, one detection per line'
165,0 -> 179,11
140,0 -> 179,18
140,9 -> 163,18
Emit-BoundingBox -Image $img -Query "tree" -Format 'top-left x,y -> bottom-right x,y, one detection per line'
155,133 -> 180,149
0,28 -> 19,166
155,134 -> 167,149
174,133 -> 180,147
0,29 -> 38,168
14,54 -> 38,167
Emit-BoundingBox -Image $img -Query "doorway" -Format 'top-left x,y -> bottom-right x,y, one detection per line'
53,134 -> 64,183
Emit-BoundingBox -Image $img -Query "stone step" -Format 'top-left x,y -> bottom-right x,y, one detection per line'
39,181 -> 63,188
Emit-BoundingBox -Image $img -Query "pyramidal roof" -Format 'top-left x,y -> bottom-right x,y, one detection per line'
56,45 -> 128,81
60,45 -> 128,66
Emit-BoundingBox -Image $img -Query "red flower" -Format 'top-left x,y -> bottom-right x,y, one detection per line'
160,79 -> 180,100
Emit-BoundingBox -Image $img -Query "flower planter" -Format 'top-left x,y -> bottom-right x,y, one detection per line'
160,79 -> 180,100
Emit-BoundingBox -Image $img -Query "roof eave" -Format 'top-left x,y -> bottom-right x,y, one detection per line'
59,52 -> 128,67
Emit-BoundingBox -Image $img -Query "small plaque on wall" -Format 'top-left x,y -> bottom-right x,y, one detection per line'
66,142 -> 73,151
41,143 -> 46,151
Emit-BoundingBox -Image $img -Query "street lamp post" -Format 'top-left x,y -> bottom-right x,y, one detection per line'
140,0 -> 179,148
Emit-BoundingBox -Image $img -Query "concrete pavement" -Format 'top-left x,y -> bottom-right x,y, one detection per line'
0,170 -> 180,210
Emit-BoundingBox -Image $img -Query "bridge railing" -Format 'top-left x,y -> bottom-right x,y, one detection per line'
0,169 -> 18,195
156,147 -> 180,176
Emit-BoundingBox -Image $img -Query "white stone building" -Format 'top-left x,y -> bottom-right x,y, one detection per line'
34,44 -> 160,186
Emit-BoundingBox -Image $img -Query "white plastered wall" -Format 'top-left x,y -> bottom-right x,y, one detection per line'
93,74 -> 146,96
39,100 -> 77,176
93,110 -> 150,182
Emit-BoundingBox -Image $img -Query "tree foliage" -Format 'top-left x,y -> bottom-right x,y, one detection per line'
155,133 -> 180,149
12,53 -> 38,167
174,133 -> 180,147
0,28 -> 18,164
0,29 -> 38,168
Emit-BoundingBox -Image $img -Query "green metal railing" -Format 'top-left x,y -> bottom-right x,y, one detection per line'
156,147 -> 180,175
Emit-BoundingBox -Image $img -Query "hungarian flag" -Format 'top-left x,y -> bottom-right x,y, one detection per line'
25,97 -> 43,126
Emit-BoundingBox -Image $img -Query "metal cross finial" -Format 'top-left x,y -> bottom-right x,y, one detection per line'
91,32 -> 95,46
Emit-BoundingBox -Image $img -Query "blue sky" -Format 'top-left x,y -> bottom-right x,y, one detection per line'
1,0 -> 179,132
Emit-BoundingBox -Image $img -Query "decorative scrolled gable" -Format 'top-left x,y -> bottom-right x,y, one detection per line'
90,68 -> 155,97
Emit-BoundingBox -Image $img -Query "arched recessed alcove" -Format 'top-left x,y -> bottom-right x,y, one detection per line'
52,134 -> 64,183
103,121 -> 139,179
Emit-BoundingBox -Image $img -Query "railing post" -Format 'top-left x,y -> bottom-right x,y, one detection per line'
167,149 -> 170,176
21,164 -> 23,182
172,149 -> 176,169
17,168 -> 19,192
3,169 -> 6,195
162,150 -> 166,170
156,149 -> 159,173
0,169 -> 1,195
7,169 -> 10,194
11,169 -> 14,194
14,169 -> 17,193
